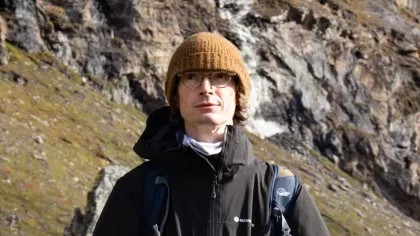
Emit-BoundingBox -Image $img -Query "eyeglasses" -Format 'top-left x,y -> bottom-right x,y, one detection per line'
177,71 -> 236,89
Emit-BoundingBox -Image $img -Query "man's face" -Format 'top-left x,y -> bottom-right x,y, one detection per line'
177,71 -> 237,128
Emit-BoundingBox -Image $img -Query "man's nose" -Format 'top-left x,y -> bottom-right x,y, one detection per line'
199,77 -> 214,94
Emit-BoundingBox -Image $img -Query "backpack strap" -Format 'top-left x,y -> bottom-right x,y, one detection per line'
142,167 -> 170,236
271,164 -> 299,236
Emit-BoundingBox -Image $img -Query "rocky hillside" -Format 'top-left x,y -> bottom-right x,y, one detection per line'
0,45 -> 419,235
0,0 -> 420,234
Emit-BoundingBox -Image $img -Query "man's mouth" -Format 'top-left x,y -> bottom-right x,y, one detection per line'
195,102 -> 219,107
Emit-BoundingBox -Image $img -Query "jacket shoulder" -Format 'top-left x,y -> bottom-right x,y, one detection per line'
286,186 -> 331,236
118,161 -> 160,185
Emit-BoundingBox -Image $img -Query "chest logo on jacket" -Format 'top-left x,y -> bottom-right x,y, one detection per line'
233,216 -> 252,224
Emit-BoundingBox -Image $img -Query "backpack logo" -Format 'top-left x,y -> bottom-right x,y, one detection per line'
276,188 -> 290,197
234,216 -> 252,223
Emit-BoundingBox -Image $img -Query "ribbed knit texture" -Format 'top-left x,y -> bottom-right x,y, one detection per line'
165,32 -> 251,108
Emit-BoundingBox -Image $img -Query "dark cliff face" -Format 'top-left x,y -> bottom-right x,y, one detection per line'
1,0 -> 420,221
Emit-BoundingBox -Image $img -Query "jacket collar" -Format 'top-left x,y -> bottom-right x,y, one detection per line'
133,106 -> 256,176
219,125 -> 256,177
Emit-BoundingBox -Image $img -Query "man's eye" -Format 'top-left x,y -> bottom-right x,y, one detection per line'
213,72 -> 228,79
213,73 -> 228,82
185,74 -> 199,80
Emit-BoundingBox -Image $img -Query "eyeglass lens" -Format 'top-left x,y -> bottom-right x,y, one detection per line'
182,72 -> 233,89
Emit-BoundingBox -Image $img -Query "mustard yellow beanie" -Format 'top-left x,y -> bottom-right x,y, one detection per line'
165,32 -> 251,108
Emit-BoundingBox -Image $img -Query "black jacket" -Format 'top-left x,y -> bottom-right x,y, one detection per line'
93,107 -> 330,236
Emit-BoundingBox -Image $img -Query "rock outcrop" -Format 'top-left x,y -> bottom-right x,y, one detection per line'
0,15 -> 9,65
212,0 -> 420,219
1,0 -> 420,221
6,0 -> 48,52
396,0 -> 420,14
63,165 -> 130,236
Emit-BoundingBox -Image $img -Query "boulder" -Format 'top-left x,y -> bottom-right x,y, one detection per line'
0,15 -> 9,65
63,165 -> 131,236
7,0 -> 47,52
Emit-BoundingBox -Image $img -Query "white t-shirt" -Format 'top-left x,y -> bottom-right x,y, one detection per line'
182,135 -> 223,156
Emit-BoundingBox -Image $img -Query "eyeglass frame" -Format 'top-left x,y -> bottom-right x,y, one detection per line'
176,71 -> 237,89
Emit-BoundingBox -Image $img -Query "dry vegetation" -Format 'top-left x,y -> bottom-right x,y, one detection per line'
42,3 -> 70,29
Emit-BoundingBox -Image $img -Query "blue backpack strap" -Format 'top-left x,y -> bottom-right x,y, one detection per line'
142,167 -> 170,236
271,164 -> 299,236
273,165 -> 299,215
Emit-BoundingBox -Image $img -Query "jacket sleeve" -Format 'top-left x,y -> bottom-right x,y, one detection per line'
93,167 -> 144,236
285,184 -> 331,236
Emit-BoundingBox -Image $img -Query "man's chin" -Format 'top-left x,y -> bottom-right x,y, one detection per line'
193,114 -> 227,126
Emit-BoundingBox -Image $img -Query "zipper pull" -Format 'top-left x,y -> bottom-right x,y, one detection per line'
211,175 -> 217,199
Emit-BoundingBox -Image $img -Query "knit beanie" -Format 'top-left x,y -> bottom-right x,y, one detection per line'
165,32 -> 251,108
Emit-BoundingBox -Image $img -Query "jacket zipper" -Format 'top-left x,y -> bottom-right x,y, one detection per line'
209,127 -> 228,235
209,174 -> 220,236
211,174 -> 217,199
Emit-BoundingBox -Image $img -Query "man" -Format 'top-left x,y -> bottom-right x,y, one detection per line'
93,32 -> 330,236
